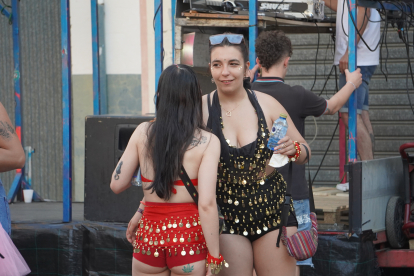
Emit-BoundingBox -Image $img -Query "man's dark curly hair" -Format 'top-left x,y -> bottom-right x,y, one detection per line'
255,30 -> 293,70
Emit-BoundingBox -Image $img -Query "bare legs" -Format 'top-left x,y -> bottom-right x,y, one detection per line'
218,234 -> 254,276
253,227 -> 297,276
361,110 -> 375,155
132,257 -> 206,276
340,112 -> 373,161
219,227 -> 297,276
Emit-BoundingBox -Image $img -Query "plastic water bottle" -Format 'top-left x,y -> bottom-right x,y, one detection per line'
267,114 -> 288,151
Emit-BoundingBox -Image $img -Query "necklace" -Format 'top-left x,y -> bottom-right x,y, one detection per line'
220,96 -> 244,117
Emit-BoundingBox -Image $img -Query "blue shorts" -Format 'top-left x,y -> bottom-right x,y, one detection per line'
0,179 -> 11,236
339,65 -> 377,114
293,199 -> 314,267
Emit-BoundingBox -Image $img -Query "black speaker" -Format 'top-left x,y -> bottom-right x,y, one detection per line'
84,115 -> 154,222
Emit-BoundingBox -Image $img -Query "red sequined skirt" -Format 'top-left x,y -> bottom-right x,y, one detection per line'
133,202 -> 207,259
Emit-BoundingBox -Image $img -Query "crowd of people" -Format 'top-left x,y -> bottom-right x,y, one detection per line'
110,5 -> 379,273
0,1 -> 379,275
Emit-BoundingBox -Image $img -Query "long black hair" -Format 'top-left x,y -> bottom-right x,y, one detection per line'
146,64 -> 205,200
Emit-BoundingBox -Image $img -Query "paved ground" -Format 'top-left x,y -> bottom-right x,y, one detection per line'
9,202 -> 84,223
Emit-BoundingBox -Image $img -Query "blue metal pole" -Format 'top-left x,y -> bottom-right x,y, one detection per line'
61,0 -> 72,222
154,0 -> 163,95
12,0 -> 22,154
6,0 -> 24,203
171,0 -> 176,64
91,0 -> 100,115
249,1 -> 258,77
348,0 -> 357,162
0,3 -> 11,18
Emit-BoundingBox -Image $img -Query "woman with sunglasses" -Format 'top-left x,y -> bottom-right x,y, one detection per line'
112,65 -> 225,276
203,33 -> 311,276
127,35 -> 311,275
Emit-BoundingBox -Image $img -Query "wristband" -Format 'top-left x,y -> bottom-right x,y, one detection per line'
206,253 -> 229,274
346,81 -> 357,90
137,207 -> 144,214
287,141 -> 301,162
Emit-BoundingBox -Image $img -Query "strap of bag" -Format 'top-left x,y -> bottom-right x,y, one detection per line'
179,166 -> 199,205
276,143 -> 312,247
302,144 -> 316,213
276,161 -> 292,247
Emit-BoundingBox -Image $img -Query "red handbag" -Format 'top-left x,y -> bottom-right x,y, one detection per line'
280,212 -> 318,261
276,145 -> 318,261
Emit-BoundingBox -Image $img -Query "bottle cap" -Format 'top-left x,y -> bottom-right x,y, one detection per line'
279,114 -> 287,119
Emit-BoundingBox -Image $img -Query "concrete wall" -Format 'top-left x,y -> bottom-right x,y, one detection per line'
71,0 -> 143,202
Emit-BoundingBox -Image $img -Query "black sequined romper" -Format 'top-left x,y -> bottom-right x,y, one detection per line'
207,89 -> 297,242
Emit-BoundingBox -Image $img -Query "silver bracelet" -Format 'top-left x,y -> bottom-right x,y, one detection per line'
346,81 -> 357,90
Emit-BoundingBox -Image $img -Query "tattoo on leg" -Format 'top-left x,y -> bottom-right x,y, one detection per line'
190,135 -> 207,147
114,161 -> 123,180
182,264 -> 194,273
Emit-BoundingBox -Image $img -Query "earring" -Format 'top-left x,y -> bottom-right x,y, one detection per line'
211,78 -> 215,83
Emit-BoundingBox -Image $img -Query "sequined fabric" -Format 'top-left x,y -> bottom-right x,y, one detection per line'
207,89 -> 295,240
133,202 -> 207,259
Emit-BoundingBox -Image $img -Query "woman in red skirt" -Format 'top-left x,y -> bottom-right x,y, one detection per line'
110,64 -> 226,276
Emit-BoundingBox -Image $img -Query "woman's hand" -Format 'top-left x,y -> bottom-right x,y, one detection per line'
272,136 -> 296,156
345,68 -> 362,89
248,63 -> 260,82
126,211 -> 142,244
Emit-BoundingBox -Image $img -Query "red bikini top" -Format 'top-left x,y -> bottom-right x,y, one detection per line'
140,174 -> 198,194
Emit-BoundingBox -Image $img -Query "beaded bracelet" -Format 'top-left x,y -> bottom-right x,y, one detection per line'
288,141 -> 301,162
206,252 -> 229,274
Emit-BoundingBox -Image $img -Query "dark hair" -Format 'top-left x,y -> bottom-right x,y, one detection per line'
146,64 -> 205,200
209,33 -> 251,89
255,30 -> 292,70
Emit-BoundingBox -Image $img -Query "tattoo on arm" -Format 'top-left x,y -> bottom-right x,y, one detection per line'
0,122 -> 11,140
114,161 -> 123,180
5,122 -> 16,135
182,264 -> 194,273
190,135 -> 207,147
0,121 -> 17,140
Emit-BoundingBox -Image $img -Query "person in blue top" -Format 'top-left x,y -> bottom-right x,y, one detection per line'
0,102 -> 25,236
251,30 -> 362,275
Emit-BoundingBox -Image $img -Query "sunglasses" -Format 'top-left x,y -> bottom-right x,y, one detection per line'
209,34 -> 245,45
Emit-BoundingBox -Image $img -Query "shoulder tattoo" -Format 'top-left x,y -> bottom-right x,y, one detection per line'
190,135 -> 207,147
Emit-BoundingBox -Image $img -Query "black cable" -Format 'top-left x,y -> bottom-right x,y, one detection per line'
153,3 -> 161,31
310,23 -> 320,91
402,22 -> 414,116
311,119 -> 340,186
153,3 -> 164,64
318,65 -> 335,97
323,33 -> 332,79
379,8 -> 389,81
1,0 -> 11,8
344,0 -> 382,52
